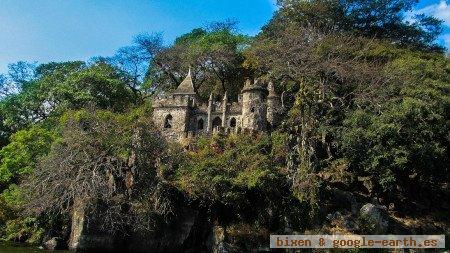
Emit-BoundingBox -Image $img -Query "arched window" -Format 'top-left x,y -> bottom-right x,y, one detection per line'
229,118 -> 236,128
212,117 -> 222,129
197,118 -> 204,130
164,114 -> 173,129
250,107 -> 255,113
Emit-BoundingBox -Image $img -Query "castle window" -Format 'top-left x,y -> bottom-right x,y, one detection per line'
212,117 -> 222,129
250,107 -> 255,113
230,118 -> 236,128
197,118 -> 204,130
164,114 -> 173,129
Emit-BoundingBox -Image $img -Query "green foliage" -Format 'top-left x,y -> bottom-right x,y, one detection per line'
61,62 -> 136,111
253,2 -> 449,206
341,53 -> 449,192
276,0 -> 443,50
3,217 -> 44,244
0,61 -> 137,134
1,184 -> 23,209
0,126 -> 55,242
150,24 -> 251,100
172,132 -> 311,231
175,133 -> 287,204
174,28 -> 207,45
0,126 -> 55,187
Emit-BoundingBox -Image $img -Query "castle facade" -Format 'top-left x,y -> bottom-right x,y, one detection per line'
152,70 -> 281,140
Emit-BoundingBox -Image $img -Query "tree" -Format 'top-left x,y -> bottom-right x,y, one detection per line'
0,74 -> 13,98
0,61 -> 87,132
59,62 -> 137,111
7,61 -> 36,87
109,46 -> 150,97
340,50 -> 450,203
22,108 -> 176,235
141,22 -> 251,100
275,0 -> 443,50
34,61 -> 85,78
0,61 -> 137,133
248,0 -> 449,211
0,126 -> 55,189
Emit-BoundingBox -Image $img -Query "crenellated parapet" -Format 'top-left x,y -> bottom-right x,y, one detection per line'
152,95 -> 193,108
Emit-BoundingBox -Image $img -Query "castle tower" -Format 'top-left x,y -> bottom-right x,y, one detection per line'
152,69 -> 197,140
172,68 -> 197,106
241,79 -> 268,131
266,81 -> 281,129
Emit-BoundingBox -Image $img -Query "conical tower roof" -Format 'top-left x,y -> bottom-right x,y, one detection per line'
173,68 -> 196,95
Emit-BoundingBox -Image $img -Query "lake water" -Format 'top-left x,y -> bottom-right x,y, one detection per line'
0,244 -> 71,253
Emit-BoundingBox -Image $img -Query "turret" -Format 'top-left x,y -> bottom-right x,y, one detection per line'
152,69 -> 197,141
241,79 -> 268,131
173,68 -> 197,106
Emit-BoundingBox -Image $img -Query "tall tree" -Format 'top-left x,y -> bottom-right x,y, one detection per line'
140,22 -> 251,100
7,61 -> 36,87
275,0 -> 443,50
0,61 -> 136,133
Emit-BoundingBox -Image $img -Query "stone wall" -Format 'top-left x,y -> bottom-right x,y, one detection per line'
267,96 -> 281,128
242,90 -> 267,131
153,107 -> 189,141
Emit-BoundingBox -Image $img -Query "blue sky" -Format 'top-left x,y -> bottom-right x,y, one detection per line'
0,0 -> 448,73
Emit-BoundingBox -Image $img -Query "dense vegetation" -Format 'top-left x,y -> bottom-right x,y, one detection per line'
0,0 -> 448,251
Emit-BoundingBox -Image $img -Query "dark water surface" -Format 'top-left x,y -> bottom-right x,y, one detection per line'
0,244 -> 71,253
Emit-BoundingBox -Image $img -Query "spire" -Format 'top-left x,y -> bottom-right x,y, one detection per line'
253,78 -> 262,86
173,68 -> 196,95
223,91 -> 228,101
268,81 -> 279,98
209,93 -> 213,101
243,78 -> 252,90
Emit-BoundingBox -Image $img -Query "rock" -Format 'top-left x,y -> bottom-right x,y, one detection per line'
337,189 -> 359,214
43,237 -> 63,250
388,203 -> 395,211
342,215 -> 359,232
212,226 -> 228,253
327,211 -> 342,221
359,203 -> 389,233
358,176 -> 374,194
68,197 -> 86,250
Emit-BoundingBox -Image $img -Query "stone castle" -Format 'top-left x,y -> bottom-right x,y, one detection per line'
152,69 -> 281,140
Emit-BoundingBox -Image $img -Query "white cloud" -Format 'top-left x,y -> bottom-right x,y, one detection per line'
413,0 -> 450,26
407,0 -> 450,50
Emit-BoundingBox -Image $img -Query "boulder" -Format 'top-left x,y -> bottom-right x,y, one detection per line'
359,203 -> 389,233
43,237 -> 63,250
